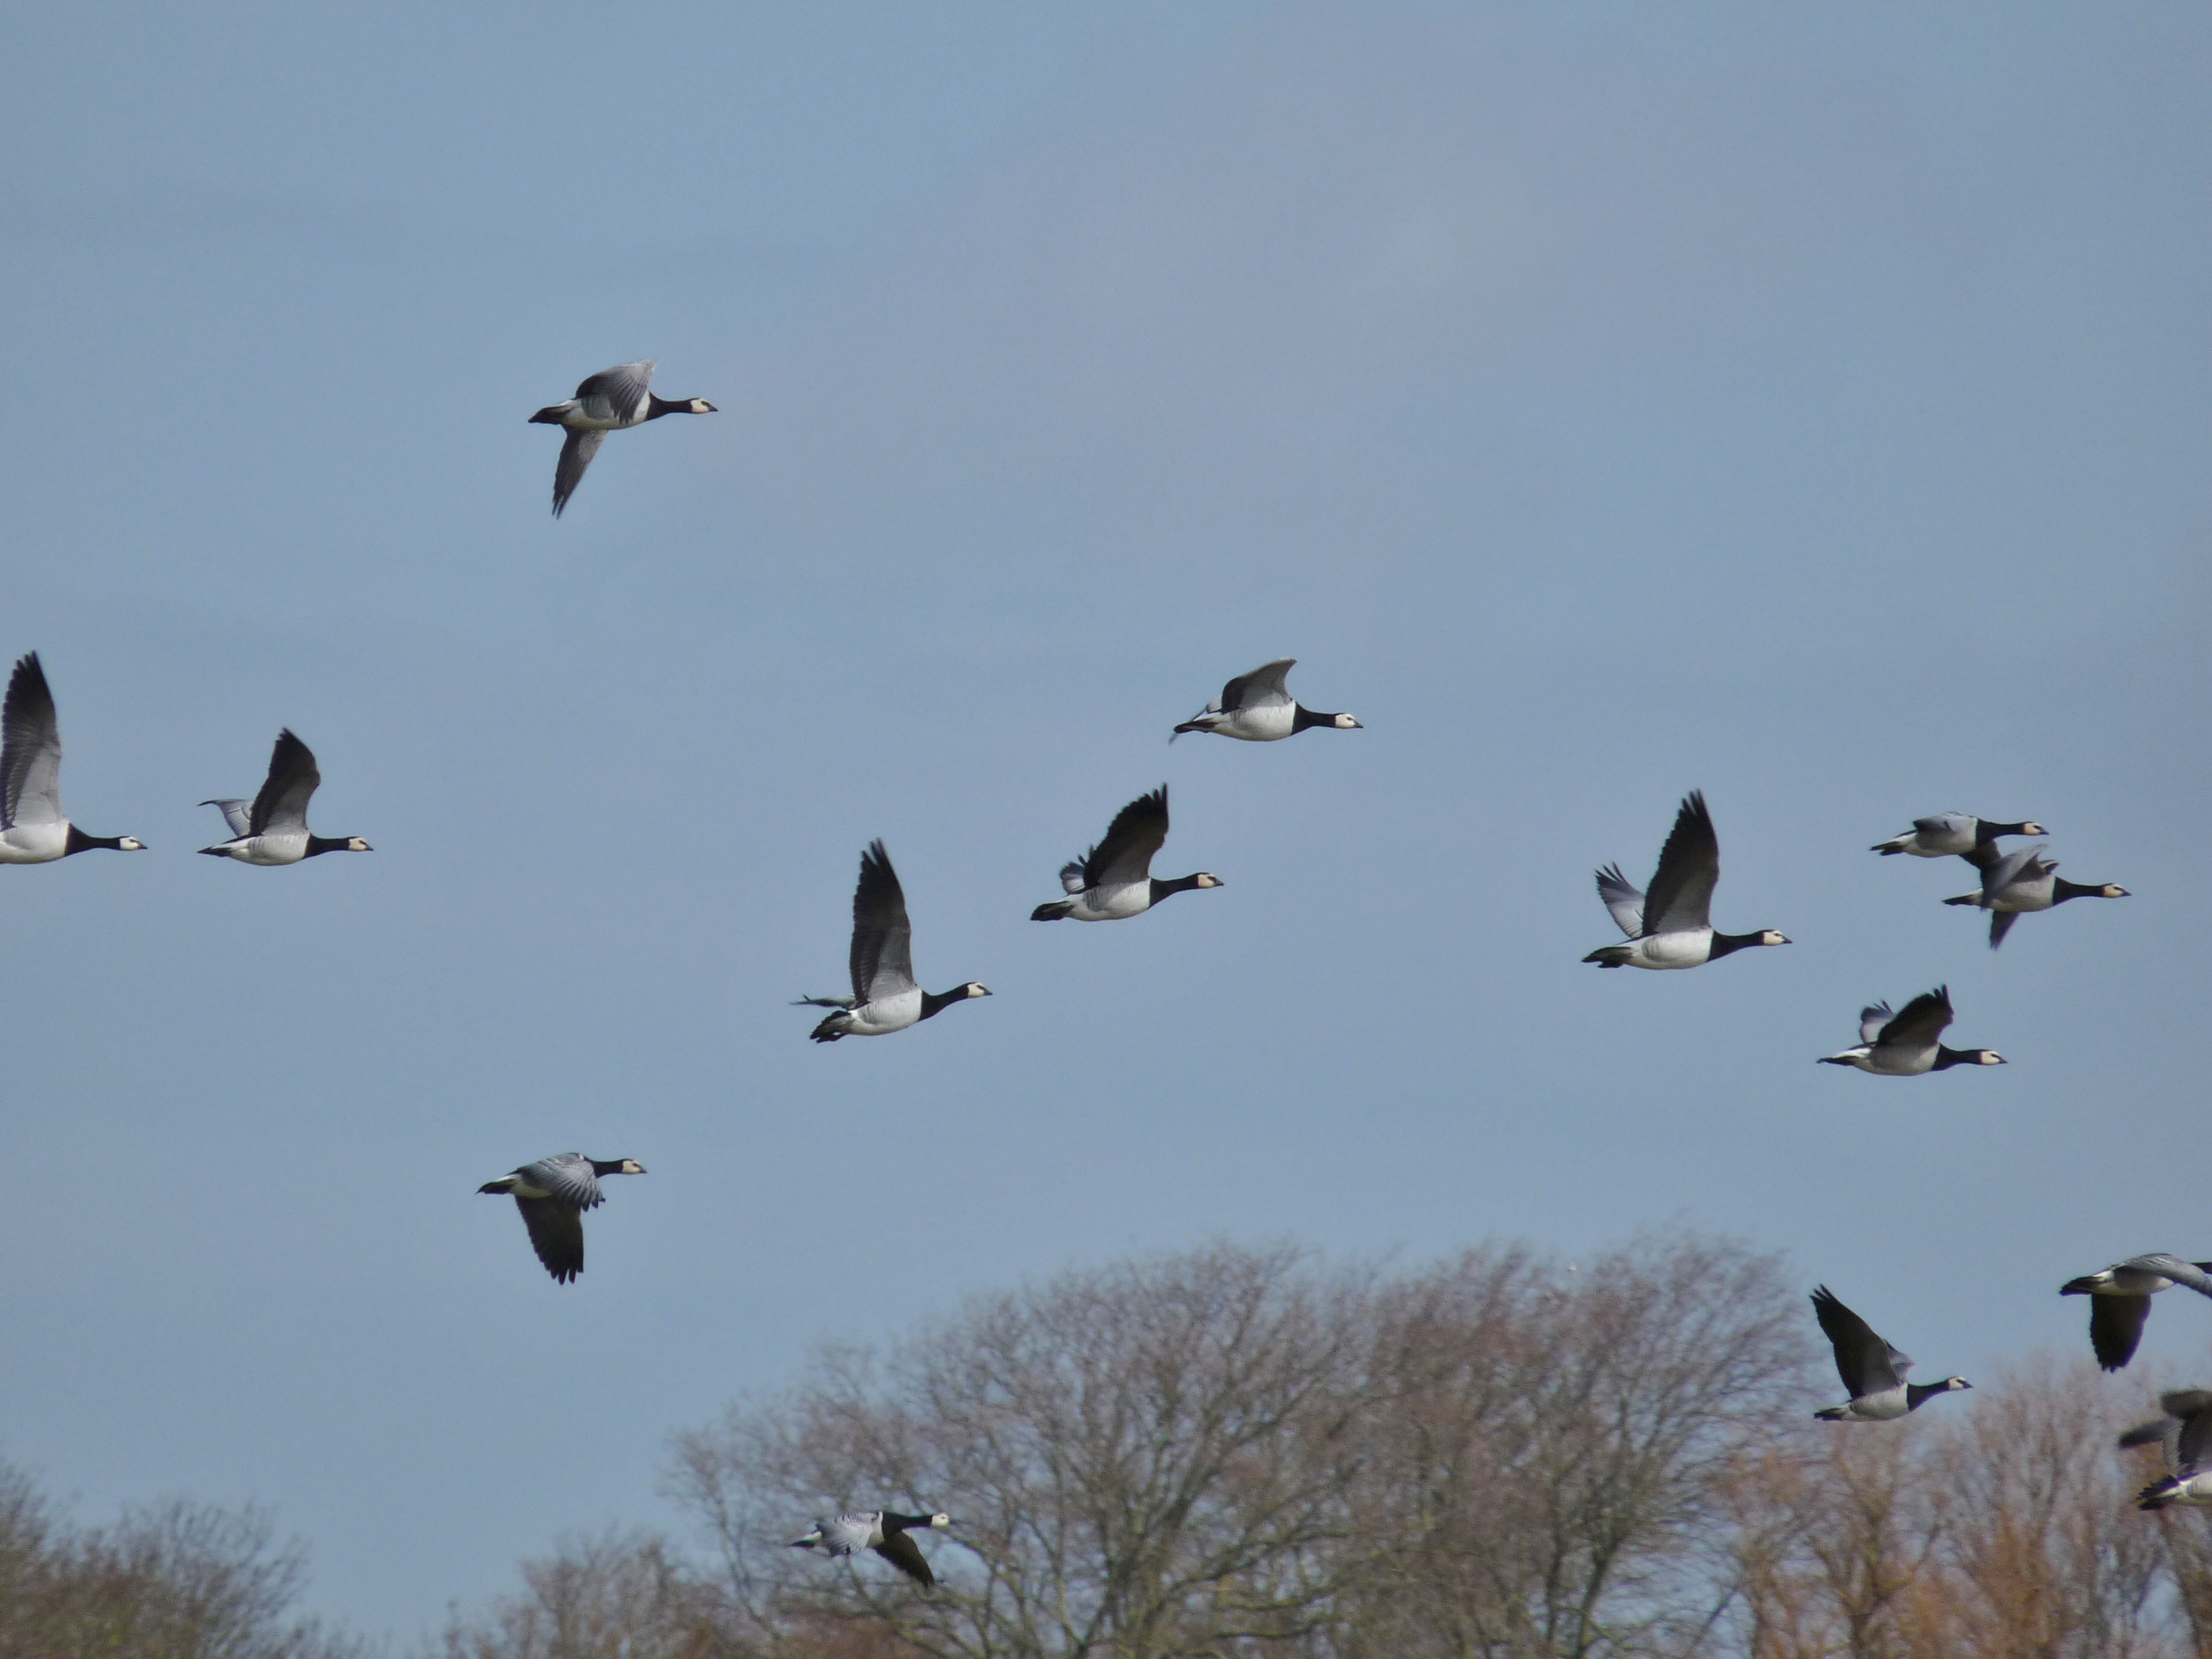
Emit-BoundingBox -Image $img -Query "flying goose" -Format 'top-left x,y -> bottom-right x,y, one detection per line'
795,841 -> 988,1042
530,360 -> 717,516
1811,1285 -> 1971,1421
477,1153 -> 645,1284
1871,813 -> 2045,859
791,1510 -> 952,1589
1582,791 -> 1788,968
2120,1392 -> 2212,1509
2060,1255 -> 2212,1371
198,730 -> 370,864
1942,843 -> 2128,948
0,653 -> 146,862
1817,986 -> 2004,1074
1030,785 -> 1221,922
1171,658 -> 1361,742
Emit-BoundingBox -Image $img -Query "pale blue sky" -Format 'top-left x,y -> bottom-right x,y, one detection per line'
2,2 -> 2208,1640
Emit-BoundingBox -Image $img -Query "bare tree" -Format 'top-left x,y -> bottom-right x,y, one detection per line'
435,1526 -> 733,1659
0,1461 -> 362,1659
671,1242 -> 1379,1659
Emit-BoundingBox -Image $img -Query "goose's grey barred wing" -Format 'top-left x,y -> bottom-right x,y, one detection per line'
515,1152 -> 606,1210
2090,1295 -> 2153,1372
1595,863 -> 1644,938
1641,791 -> 1720,935
552,429 -> 608,517
2131,1256 -> 2212,1297
1,652 -> 63,828
1980,843 -> 2045,896
871,1529 -> 936,1588
1219,658 -> 1296,712
515,1196 -> 587,1283
572,360 -> 656,422
1877,988 -> 1953,1050
1813,1286 -> 1909,1397
248,729 -> 320,836
1857,1002 -> 1896,1047
1915,813 -> 1973,837
850,840 -> 916,1004
1084,786 -> 1171,889
201,798 -> 253,839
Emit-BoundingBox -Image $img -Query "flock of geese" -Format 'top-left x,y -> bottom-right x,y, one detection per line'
8,360 -> 2191,1594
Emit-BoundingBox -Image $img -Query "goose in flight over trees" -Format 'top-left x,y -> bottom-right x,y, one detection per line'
1171,658 -> 1361,742
1817,986 -> 2004,1074
791,1511 -> 952,1589
0,652 -> 146,862
198,730 -> 370,865
1030,785 -> 1221,921
1811,1285 -> 1971,1421
477,1153 -> 645,1284
2061,1255 -> 2212,1371
1942,843 -> 2128,948
795,841 -> 988,1042
529,360 -> 717,515
1582,791 -> 1788,969
1871,813 -> 2045,859
2121,1392 -> 2212,1510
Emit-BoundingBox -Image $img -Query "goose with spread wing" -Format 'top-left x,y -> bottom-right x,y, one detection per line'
0,652 -> 145,862
1583,791 -> 1788,968
792,1510 -> 952,1589
1171,658 -> 1360,742
1871,812 -> 2044,859
478,1153 -> 645,1284
198,730 -> 370,865
2122,1392 -> 2212,1509
2062,1255 -> 2212,1371
1817,986 -> 2003,1074
795,841 -> 988,1042
1811,1285 -> 1971,1421
1030,785 -> 1221,922
1942,843 -> 2127,948
529,360 -> 717,516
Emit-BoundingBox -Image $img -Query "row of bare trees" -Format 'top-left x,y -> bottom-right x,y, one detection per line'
0,1461 -> 361,1659
437,1232 -> 2212,1659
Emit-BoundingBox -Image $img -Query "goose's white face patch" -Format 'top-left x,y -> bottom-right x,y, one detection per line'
928,1512 -> 952,1530
1976,1051 -> 2005,1066
1332,712 -> 1361,728
619,1159 -> 647,1174
1758,930 -> 1791,946
1195,873 -> 1222,888
965,983 -> 991,997
120,837 -> 146,850
347,837 -> 373,851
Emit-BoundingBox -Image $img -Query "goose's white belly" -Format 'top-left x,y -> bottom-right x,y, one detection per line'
1839,1387 -> 1911,1421
1067,880 -> 1152,921
1215,705 -> 1295,741
218,831 -> 308,866
1987,877 -> 2056,913
0,822 -> 69,863
1626,928 -> 1714,969
842,987 -> 923,1035
1863,1044 -> 1938,1076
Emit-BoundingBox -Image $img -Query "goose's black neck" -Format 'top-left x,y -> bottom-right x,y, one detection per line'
1979,820 -> 2033,840
589,1159 -> 634,1177
2051,877 -> 2107,903
1290,705 -> 1335,732
1150,873 -> 1207,903
64,826 -> 126,854
919,987 -> 970,1020
1904,1382 -> 1949,1410
1932,1047 -> 1977,1070
1706,930 -> 1766,960
880,1511 -> 933,1533
304,836 -> 351,857
645,395 -> 699,419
